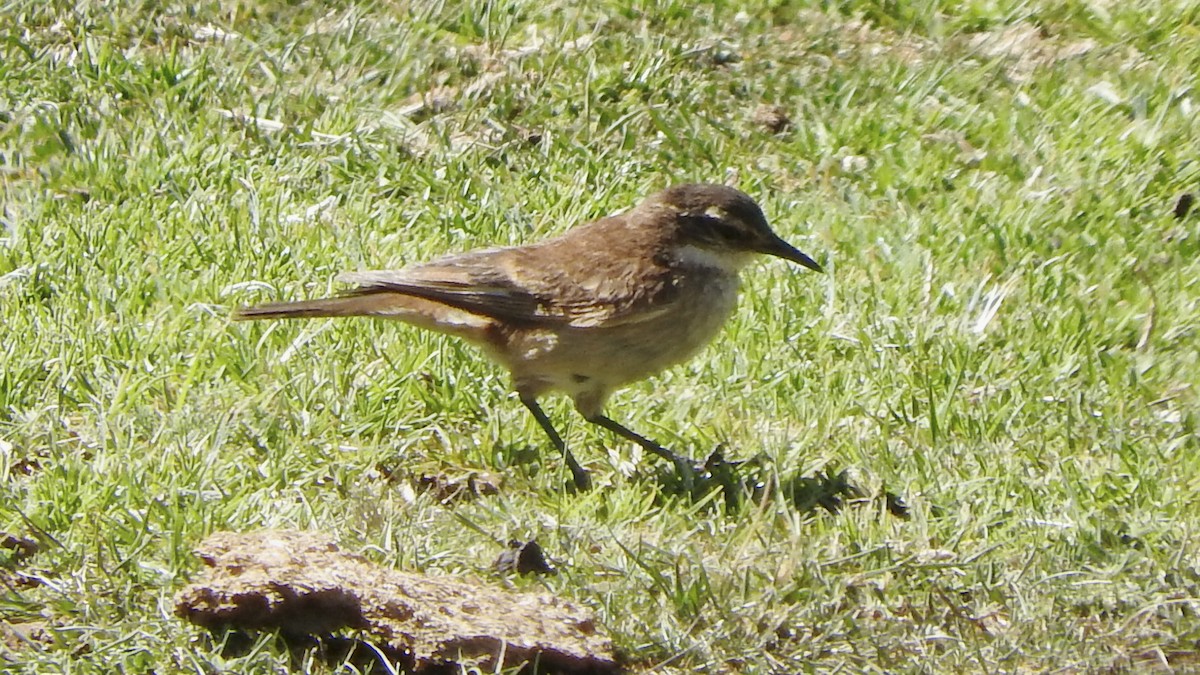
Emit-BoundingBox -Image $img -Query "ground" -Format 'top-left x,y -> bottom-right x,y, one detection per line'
2,1 -> 1199,672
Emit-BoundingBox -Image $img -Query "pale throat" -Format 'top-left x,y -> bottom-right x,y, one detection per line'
671,243 -> 754,274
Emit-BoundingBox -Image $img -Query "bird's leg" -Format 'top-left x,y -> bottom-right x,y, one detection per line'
585,414 -> 699,490
521,397 -> 592,490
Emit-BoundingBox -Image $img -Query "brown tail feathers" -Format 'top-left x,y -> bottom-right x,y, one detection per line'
232,295 -> 396,321
232,288 -> 494,343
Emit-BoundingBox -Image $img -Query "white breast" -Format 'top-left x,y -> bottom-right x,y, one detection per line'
672,244 -> 754,274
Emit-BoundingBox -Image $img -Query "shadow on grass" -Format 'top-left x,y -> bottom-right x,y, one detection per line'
650,447 -> 911,519
210,631 -> 593,675
373,442 -> 911,519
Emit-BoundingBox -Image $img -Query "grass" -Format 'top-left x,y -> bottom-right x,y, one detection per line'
3,0 -> 1200,671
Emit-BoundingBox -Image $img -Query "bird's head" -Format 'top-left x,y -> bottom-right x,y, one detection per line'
649,183 -> 823,273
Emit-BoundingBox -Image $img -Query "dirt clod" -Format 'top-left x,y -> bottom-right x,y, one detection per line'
752,104 -> 792,134
175,530 -> 617,673
0,532 -> 38,562
495,539 -> 557,576
1174,193 -> 1194,219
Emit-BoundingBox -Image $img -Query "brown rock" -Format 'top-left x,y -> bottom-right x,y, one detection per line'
175,530 -> 617,673
752,104 -> 792,134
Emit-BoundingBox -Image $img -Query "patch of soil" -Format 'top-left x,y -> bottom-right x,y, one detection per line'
175,530 -> 617,674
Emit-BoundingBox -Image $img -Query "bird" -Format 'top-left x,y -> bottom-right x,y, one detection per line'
233,183 -> 822,490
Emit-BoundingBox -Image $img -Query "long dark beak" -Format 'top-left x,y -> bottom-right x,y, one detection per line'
764,234 -> 823,273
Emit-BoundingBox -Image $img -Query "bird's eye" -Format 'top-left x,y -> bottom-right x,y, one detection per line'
707,217 -> 744,243
700,206 -> 755,242
681,212 -> 745,246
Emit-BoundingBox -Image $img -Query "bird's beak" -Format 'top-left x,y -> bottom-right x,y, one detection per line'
763,235 -> 823,273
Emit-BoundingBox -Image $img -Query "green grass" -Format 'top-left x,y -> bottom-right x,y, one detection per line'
4,0 -> 1200,672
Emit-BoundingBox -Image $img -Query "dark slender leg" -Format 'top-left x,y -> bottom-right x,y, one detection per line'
521,397 -> 592,490
585,415 -> 699,488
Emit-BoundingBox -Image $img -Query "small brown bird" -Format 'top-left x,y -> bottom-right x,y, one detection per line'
234,183 -> 822,489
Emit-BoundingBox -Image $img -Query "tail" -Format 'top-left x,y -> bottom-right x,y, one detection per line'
231,289 -> 492,342
232,294 -> 400,321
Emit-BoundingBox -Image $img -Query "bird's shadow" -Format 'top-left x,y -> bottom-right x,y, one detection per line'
481,441 -> 909,519
648,447 -> 910,519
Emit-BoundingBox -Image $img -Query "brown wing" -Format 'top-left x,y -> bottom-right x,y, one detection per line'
338,215 -> 679,329
337,249 -> 568,328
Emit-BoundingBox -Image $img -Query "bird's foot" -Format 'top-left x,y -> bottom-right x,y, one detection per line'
702,445 -> 744,513
568,464 -> 593,491
671,455 -> 703,493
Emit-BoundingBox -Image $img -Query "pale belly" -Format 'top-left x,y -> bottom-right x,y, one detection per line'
503,273 -> 741,414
